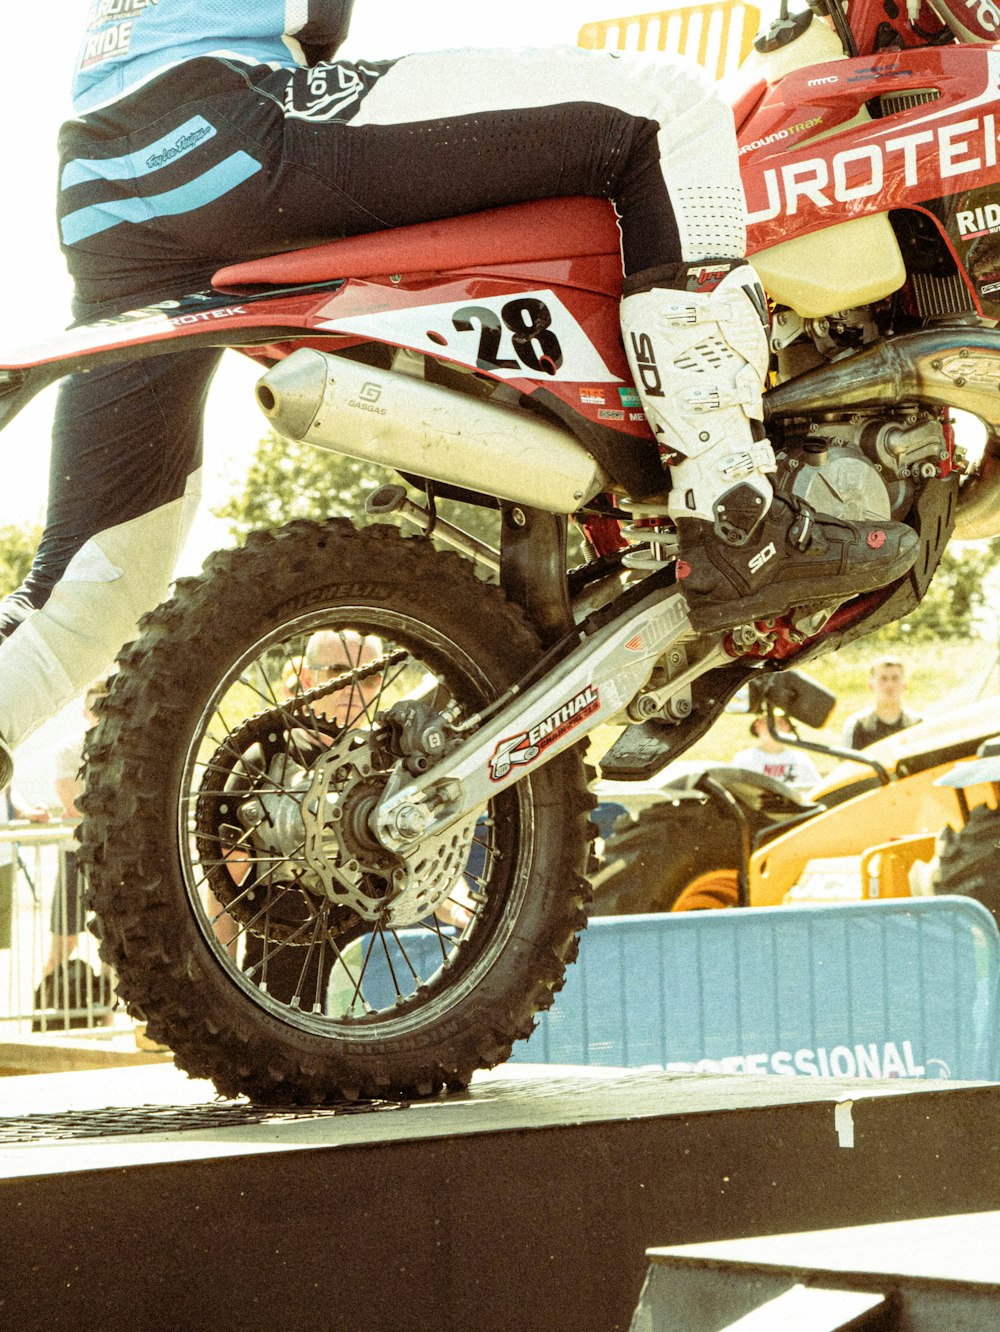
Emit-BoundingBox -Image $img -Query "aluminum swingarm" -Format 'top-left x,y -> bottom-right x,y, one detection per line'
371,582 -> 700,854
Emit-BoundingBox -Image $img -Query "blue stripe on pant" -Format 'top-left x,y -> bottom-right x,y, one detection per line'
60,151 -> 263,244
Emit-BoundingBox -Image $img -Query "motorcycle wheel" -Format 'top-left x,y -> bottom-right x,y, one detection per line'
930,803 -> 1000,925
81,519 -> 594,1103
590,801 -> 741,914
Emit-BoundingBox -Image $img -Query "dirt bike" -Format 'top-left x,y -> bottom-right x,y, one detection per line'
4,0 -> 1000,1103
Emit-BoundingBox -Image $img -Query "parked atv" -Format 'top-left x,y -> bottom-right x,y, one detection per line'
591,670 -> 1000,914
928,740 -> 1000,922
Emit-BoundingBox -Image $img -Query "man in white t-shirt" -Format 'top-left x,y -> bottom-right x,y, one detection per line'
732,714 -> 821,795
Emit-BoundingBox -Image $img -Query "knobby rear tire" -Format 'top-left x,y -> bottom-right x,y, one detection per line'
80,519 -> 594,1103
931,803 -> 1000,925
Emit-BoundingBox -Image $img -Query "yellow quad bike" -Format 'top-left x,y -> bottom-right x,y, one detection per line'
590,670 -> 1000,916
925,742 -> 1000,920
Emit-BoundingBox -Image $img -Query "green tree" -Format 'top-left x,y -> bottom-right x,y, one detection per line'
214,429 -> 506,550
213,431 -> 394,540
869,538 -> 1000,644
0,523 -> 43,599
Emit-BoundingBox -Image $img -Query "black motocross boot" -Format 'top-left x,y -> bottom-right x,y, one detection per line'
675,493 -> 919,633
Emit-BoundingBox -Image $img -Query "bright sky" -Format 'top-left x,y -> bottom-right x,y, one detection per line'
0,1 -> 686,572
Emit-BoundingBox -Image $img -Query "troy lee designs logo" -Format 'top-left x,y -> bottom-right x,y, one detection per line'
489,686 -> 600,781
145,126 -> 212,171
746,113 -> 1000,224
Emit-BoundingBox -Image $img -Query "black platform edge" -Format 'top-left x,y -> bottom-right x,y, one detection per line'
2,1064 -> 999,1332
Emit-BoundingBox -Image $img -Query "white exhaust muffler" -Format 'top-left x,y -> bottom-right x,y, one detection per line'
255,349 -> 609,513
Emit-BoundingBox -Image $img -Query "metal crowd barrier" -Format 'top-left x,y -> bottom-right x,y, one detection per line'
0,821 -> 116,1036
357,899 -> 1000,1083
578,2 -> 761,81
509,899 -> 1000,1081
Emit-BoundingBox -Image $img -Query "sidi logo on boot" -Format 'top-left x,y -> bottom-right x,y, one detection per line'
748,541 -> 777,574
628,332 -> 663,395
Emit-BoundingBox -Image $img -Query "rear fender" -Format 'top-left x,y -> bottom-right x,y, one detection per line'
0,281 -> 351,437
0,317 -> 329,438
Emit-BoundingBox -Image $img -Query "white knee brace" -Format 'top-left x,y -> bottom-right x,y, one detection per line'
0,470 -> 201,749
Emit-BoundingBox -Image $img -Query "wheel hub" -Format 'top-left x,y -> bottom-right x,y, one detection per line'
199,712 -> 480,928
291,733 -> 482,927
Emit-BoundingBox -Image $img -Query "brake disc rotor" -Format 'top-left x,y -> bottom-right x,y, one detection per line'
294,733 -> 482,927
195,709 -> 480,932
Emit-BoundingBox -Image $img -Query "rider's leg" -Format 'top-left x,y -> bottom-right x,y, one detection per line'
0,348 -> 219,758
319,49 -> 917,630
56,47 -> 725,301
272,47 -> 917,629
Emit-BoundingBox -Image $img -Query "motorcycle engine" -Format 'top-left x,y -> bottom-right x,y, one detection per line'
774,411 -> 947,523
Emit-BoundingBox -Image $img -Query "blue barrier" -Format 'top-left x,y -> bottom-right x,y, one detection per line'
356,898 -> 1000,1082
508,897 -> 1000,1082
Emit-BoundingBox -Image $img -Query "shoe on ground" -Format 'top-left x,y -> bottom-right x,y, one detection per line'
676,495 -> 919,633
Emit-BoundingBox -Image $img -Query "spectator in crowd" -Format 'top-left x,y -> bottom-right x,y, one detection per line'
840,657 -> 922,751
237,629 -> 407,1004
299,628 -> 385,729
235,628 -> 473,1007
0,785 -> 49,952
732,713 -> 821,795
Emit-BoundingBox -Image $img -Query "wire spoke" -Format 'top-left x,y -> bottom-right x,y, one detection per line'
180,616 -> 507,1026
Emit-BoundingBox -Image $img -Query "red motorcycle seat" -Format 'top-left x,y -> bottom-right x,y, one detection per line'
212,196 -> 622,287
